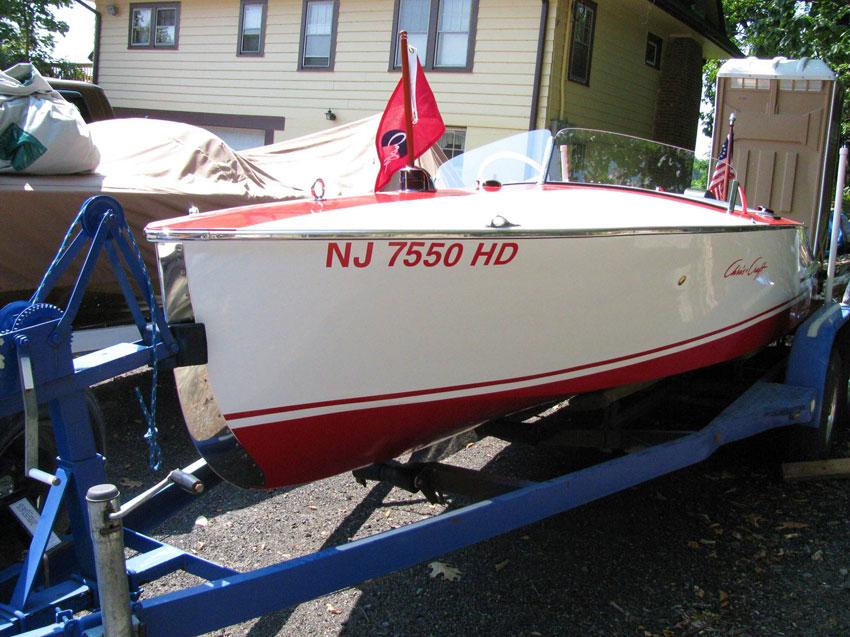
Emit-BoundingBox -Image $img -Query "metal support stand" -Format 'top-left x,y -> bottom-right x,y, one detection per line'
86,485 -> 133,637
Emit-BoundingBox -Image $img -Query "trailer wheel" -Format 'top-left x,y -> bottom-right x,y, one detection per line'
788,351 -> 846,460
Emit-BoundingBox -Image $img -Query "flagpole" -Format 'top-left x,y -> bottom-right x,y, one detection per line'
724,112 -> 736,200
399,30 -> 416,168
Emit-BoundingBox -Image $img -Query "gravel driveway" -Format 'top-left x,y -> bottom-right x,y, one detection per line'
92,369 -> 850,637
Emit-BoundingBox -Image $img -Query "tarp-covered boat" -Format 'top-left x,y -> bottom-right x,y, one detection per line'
0,115 -> 443,321
146,129 -> 816,488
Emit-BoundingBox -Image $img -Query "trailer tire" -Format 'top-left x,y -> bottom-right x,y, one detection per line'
787,351 -> 846,460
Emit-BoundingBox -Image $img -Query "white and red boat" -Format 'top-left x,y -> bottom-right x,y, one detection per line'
145,129 -> 816,489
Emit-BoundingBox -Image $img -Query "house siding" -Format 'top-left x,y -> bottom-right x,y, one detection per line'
97,0 -> 551,148
549,0 -> 719,141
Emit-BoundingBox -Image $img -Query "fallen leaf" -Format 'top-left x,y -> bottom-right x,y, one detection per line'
812,550 -> 824,561
326,603 -> 342,615
777,521 -> 809,530
687,541 -> 701,550
428,561 -> 461,581
719,590 -> 730,608
494,560 -> 509,571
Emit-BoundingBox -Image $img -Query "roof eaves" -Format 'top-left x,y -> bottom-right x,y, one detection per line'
652,0 -> 742,57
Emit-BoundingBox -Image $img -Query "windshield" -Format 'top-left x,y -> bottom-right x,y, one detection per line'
434,128 -> 712,196
548,128 -> 706,195
434,130 -> 552,188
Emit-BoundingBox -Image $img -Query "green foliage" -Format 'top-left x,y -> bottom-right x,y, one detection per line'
0,0 -> 74,76
702,1 -> 850,141
692,158 -> 709,190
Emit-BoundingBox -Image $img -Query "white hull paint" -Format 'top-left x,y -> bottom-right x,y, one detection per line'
148,185 -> 813,487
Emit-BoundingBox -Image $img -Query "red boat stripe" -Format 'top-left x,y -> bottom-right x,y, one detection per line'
224,293 -> 808,423
233,303 -> 803,487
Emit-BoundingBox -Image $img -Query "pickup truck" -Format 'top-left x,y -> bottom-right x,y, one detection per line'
46,77 -> 114,123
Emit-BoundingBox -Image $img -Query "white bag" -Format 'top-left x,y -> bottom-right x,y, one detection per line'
0,63 -> 100,174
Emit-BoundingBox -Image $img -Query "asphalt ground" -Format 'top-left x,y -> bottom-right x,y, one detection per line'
84,368 -> 850,637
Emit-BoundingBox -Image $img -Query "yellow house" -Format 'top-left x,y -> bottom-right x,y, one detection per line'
92,0 -> 738,153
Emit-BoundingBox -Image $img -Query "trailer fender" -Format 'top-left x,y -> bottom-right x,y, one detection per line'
786,301 -> 850,427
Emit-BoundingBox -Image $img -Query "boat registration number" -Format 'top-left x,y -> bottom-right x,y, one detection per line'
325,241 -> 518,269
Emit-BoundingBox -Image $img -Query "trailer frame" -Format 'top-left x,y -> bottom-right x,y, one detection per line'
0,196 -> 847,637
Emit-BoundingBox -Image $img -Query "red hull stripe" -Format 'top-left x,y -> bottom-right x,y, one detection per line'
224,293 -> 807,423
146,190 -> 471,232
233,304 -> 799,487
148,183 -> 800,234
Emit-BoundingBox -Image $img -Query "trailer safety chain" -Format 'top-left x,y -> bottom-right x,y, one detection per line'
123,223 -> 164,472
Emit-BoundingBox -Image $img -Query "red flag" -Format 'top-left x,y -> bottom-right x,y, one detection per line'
375,45 -> 445,191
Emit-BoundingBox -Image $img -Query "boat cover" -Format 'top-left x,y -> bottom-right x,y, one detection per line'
0,115 -> 444,301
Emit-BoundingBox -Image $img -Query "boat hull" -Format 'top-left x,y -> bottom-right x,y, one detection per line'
163,224 -> 811,488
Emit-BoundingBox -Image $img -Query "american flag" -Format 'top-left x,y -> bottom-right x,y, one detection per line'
708,121 -> 736,201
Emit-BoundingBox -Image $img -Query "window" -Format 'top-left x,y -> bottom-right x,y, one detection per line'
779,79 -> 823,92
731,77 -> 770,91
645,33 -> 662,69
238,0 -> 266,56
299,0 -> 339,70
391,0 -> 478,71
438,127 -> 466,159
129,3 -> 180,49
568,0 -> 596,85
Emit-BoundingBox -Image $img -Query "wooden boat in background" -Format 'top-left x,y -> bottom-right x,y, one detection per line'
145,129 -> 816,489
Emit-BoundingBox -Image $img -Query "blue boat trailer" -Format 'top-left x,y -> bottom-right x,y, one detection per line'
0,196 -> 848,637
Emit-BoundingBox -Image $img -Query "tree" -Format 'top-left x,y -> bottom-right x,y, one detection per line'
0,0 -> 85,79
702,0 -> 850,142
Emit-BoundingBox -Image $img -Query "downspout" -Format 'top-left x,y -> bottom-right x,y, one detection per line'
73,0 -> 101,84
529,0 -> 550,130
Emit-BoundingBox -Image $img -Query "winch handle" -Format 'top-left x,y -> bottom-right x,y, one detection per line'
16,338 -> 59,487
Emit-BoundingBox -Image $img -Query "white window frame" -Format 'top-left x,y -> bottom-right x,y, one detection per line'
438,127 -> 466,159
390,0 -> 478,72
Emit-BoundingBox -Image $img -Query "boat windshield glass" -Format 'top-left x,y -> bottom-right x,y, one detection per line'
434,129 -> 552,188
546,128 -> 708,195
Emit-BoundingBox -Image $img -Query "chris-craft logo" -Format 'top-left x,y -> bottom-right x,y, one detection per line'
379,129 -> 407,166
724,257 -> 768,279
